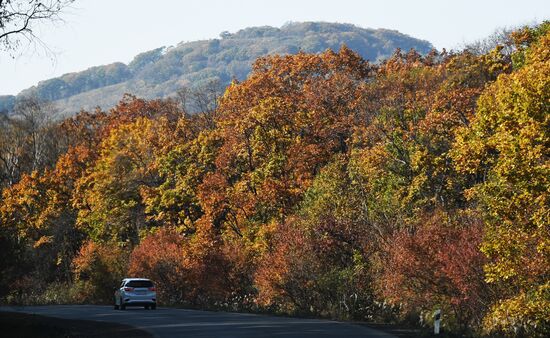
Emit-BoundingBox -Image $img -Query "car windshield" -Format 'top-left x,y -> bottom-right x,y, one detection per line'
126,280 -> 153,288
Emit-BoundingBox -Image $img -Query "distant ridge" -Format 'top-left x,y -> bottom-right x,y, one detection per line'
1,22 -> 433,117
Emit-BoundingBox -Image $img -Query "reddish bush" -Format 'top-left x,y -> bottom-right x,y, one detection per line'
128,227 -> 186,305
129,224 -> 249,308
255,222 -> 320,314
255,219 -> 374,319
379,211 -> 490,330
182,222 -> 246,307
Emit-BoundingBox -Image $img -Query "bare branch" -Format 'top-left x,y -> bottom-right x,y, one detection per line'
0,0 -> 74,56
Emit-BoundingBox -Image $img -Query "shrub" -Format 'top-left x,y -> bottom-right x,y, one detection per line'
379,210 -> 490,332
72,241 -> 128,304
482,282 -> 550,337
128,227 -> 187,305
255,220 -> 375,320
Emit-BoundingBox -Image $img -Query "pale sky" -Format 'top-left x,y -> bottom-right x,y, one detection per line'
1,0 -> 549,95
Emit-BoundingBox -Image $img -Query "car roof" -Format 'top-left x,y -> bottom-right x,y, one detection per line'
122,278 -> 152,281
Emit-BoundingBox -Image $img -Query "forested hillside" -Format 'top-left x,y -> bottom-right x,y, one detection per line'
0,22 -> 432,117
0,22 -> 548,337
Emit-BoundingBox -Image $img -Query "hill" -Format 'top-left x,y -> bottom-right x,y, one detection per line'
1,22 -> 433,117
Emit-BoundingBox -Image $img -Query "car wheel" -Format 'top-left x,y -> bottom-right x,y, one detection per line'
144,305 -> 150,310
120,298 -> 126,310
151,304 -> 156,310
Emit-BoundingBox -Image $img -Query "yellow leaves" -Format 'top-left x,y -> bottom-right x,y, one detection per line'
0,171 -> 50,234
454,41 -> 549,182
33,235 -> 53,248
482,45 -> 512,75
207,48 -> 373,235
452,30 -> 550,334
71,240 -> 129,302
482,282 -> 550,337
73,117 -> 169,243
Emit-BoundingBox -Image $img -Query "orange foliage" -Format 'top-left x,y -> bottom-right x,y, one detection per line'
199,47 -> 372,236
72,240 -> 128,303
128,227 -> 186,304
379,211 -> 489,327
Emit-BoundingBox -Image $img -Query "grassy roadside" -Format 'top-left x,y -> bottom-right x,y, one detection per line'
0,311 -> 152,338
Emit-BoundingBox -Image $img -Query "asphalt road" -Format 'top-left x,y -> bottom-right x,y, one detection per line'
0,305 -> 397,338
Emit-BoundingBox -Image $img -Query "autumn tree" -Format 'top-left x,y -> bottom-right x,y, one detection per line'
453,25 -> 550,336
72,240 -> 128,303
256,157 -> 374,319
0,199 -> 29,302
0,106 -> 109,301
143,125 -> 220,233
128,227 -> 187,304
355,47 -> 509,222
0,169 -> 84,300
380,210 -> 490,332
346,45 -> 511,329
203,47 -> 371,236
75,117 -> 167,245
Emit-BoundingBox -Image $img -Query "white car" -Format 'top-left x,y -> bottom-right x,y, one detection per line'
114,278 -> 157,310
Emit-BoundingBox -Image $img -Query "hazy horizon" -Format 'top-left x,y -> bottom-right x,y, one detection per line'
2,0 -> 549,95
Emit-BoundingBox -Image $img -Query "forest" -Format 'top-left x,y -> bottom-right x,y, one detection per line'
0,22 -> 548,337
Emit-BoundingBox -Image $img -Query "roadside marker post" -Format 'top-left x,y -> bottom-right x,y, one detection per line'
434,309 -> 441,335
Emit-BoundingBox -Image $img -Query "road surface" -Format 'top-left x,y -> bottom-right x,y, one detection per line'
0,305 -> 397,338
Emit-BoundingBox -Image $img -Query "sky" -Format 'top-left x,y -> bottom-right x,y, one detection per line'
1,0 -> 549,95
